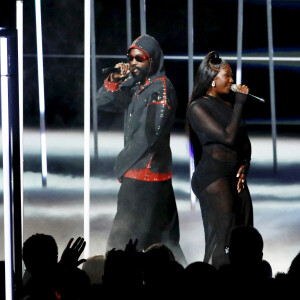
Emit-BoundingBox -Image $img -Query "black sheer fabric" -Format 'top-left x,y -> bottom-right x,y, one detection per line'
106,177 -> 186,265
187,94 -> 253,269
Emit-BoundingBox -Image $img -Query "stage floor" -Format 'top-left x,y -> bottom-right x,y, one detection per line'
1,129 -> 300,275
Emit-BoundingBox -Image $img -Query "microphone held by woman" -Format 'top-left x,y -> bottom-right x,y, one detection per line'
231,84 -> 265,103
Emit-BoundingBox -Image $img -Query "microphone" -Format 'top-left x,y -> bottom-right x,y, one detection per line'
101,67 -> 121,75
231,84 -> 265,103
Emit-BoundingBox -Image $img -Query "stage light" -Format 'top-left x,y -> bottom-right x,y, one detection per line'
34,0 -> 48,186
139,0 -> 146,35
236,0 -> 244,85
126,0 -> 132,49
23,53 -> 300,62
187,0 -> 197,210
1,34 -> 14,300
84,0 -> 91,258
189,143 -> 197,210
16,0 -> 25,275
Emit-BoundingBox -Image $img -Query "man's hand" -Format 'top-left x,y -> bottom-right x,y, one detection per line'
110,62 -> 131,82
59,237 -> 86,268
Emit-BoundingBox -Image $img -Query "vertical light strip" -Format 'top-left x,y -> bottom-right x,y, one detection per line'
187,0 -> 194,98
126,0 -> 132,49
84,0 -> 91,258
1,37 -> 14,300
35,0 -> 48,186
188,0 -> 196,210
139,0 -> 146,35
90,0 -> 98,161
236,0 -> 244,85
16,0 -> 25,276
266,0 -> 277,173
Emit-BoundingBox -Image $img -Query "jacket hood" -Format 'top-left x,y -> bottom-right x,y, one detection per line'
128,34 -> 165,80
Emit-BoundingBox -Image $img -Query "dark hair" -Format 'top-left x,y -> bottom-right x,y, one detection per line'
22,233 -> 58,274
186,51 -> 224,168
190,51 -> 223,101
228,226 -> 263,264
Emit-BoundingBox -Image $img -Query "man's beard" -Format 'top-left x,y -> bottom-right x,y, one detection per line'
119,66 -> 149,91
131,66 -> 148,81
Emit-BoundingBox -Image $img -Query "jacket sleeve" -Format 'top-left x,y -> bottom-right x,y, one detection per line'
114,79 -> 177,179
187,92 -> 247,146
96,76 -> 131,112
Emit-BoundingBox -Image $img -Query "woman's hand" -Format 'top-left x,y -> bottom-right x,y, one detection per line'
236,84 -> 249,95
236,164 -> 246,193
234,84 -> 250,104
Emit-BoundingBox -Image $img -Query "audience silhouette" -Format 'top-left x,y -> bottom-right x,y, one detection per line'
274,250 -> 300,298
183,261 -> 220,298
219,225 -> 275,298
287,250 -> 300,280
82,254 -> 105,285
21,233 -> 59,300
0,261 -> 5,300
142,242 -> 179,297
55,266 -> 90,300
19,234 -> 86,300
102,239 -> 144,299
2,225 -> 299,299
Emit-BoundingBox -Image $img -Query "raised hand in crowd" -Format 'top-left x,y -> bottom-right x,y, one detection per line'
124,238 -> 139,256
59,237 -> 86,268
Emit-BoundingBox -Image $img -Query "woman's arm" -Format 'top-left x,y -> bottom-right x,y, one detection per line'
187,92 -> 247,146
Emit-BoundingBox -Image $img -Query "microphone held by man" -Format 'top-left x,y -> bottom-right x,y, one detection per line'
101,67 -> 122,75
102,62 -> 131,76
102,60 -> 149,91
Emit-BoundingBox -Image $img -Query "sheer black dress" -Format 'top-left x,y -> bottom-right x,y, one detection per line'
187,93 -> 253,269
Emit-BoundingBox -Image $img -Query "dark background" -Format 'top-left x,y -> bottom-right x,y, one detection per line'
21,0 -> 300,133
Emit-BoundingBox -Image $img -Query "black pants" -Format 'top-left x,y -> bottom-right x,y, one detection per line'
193,177 -> 253,269
106,177 -> 186,265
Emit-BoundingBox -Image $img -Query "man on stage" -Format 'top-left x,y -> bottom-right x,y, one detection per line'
96,34 -> 186,265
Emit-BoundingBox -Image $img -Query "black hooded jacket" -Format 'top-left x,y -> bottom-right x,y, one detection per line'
96,35 -> 178,181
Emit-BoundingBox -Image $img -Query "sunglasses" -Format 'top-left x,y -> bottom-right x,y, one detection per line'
127,54 -> 149,62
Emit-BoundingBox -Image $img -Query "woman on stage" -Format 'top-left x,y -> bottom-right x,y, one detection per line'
186,51 -> 253,269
